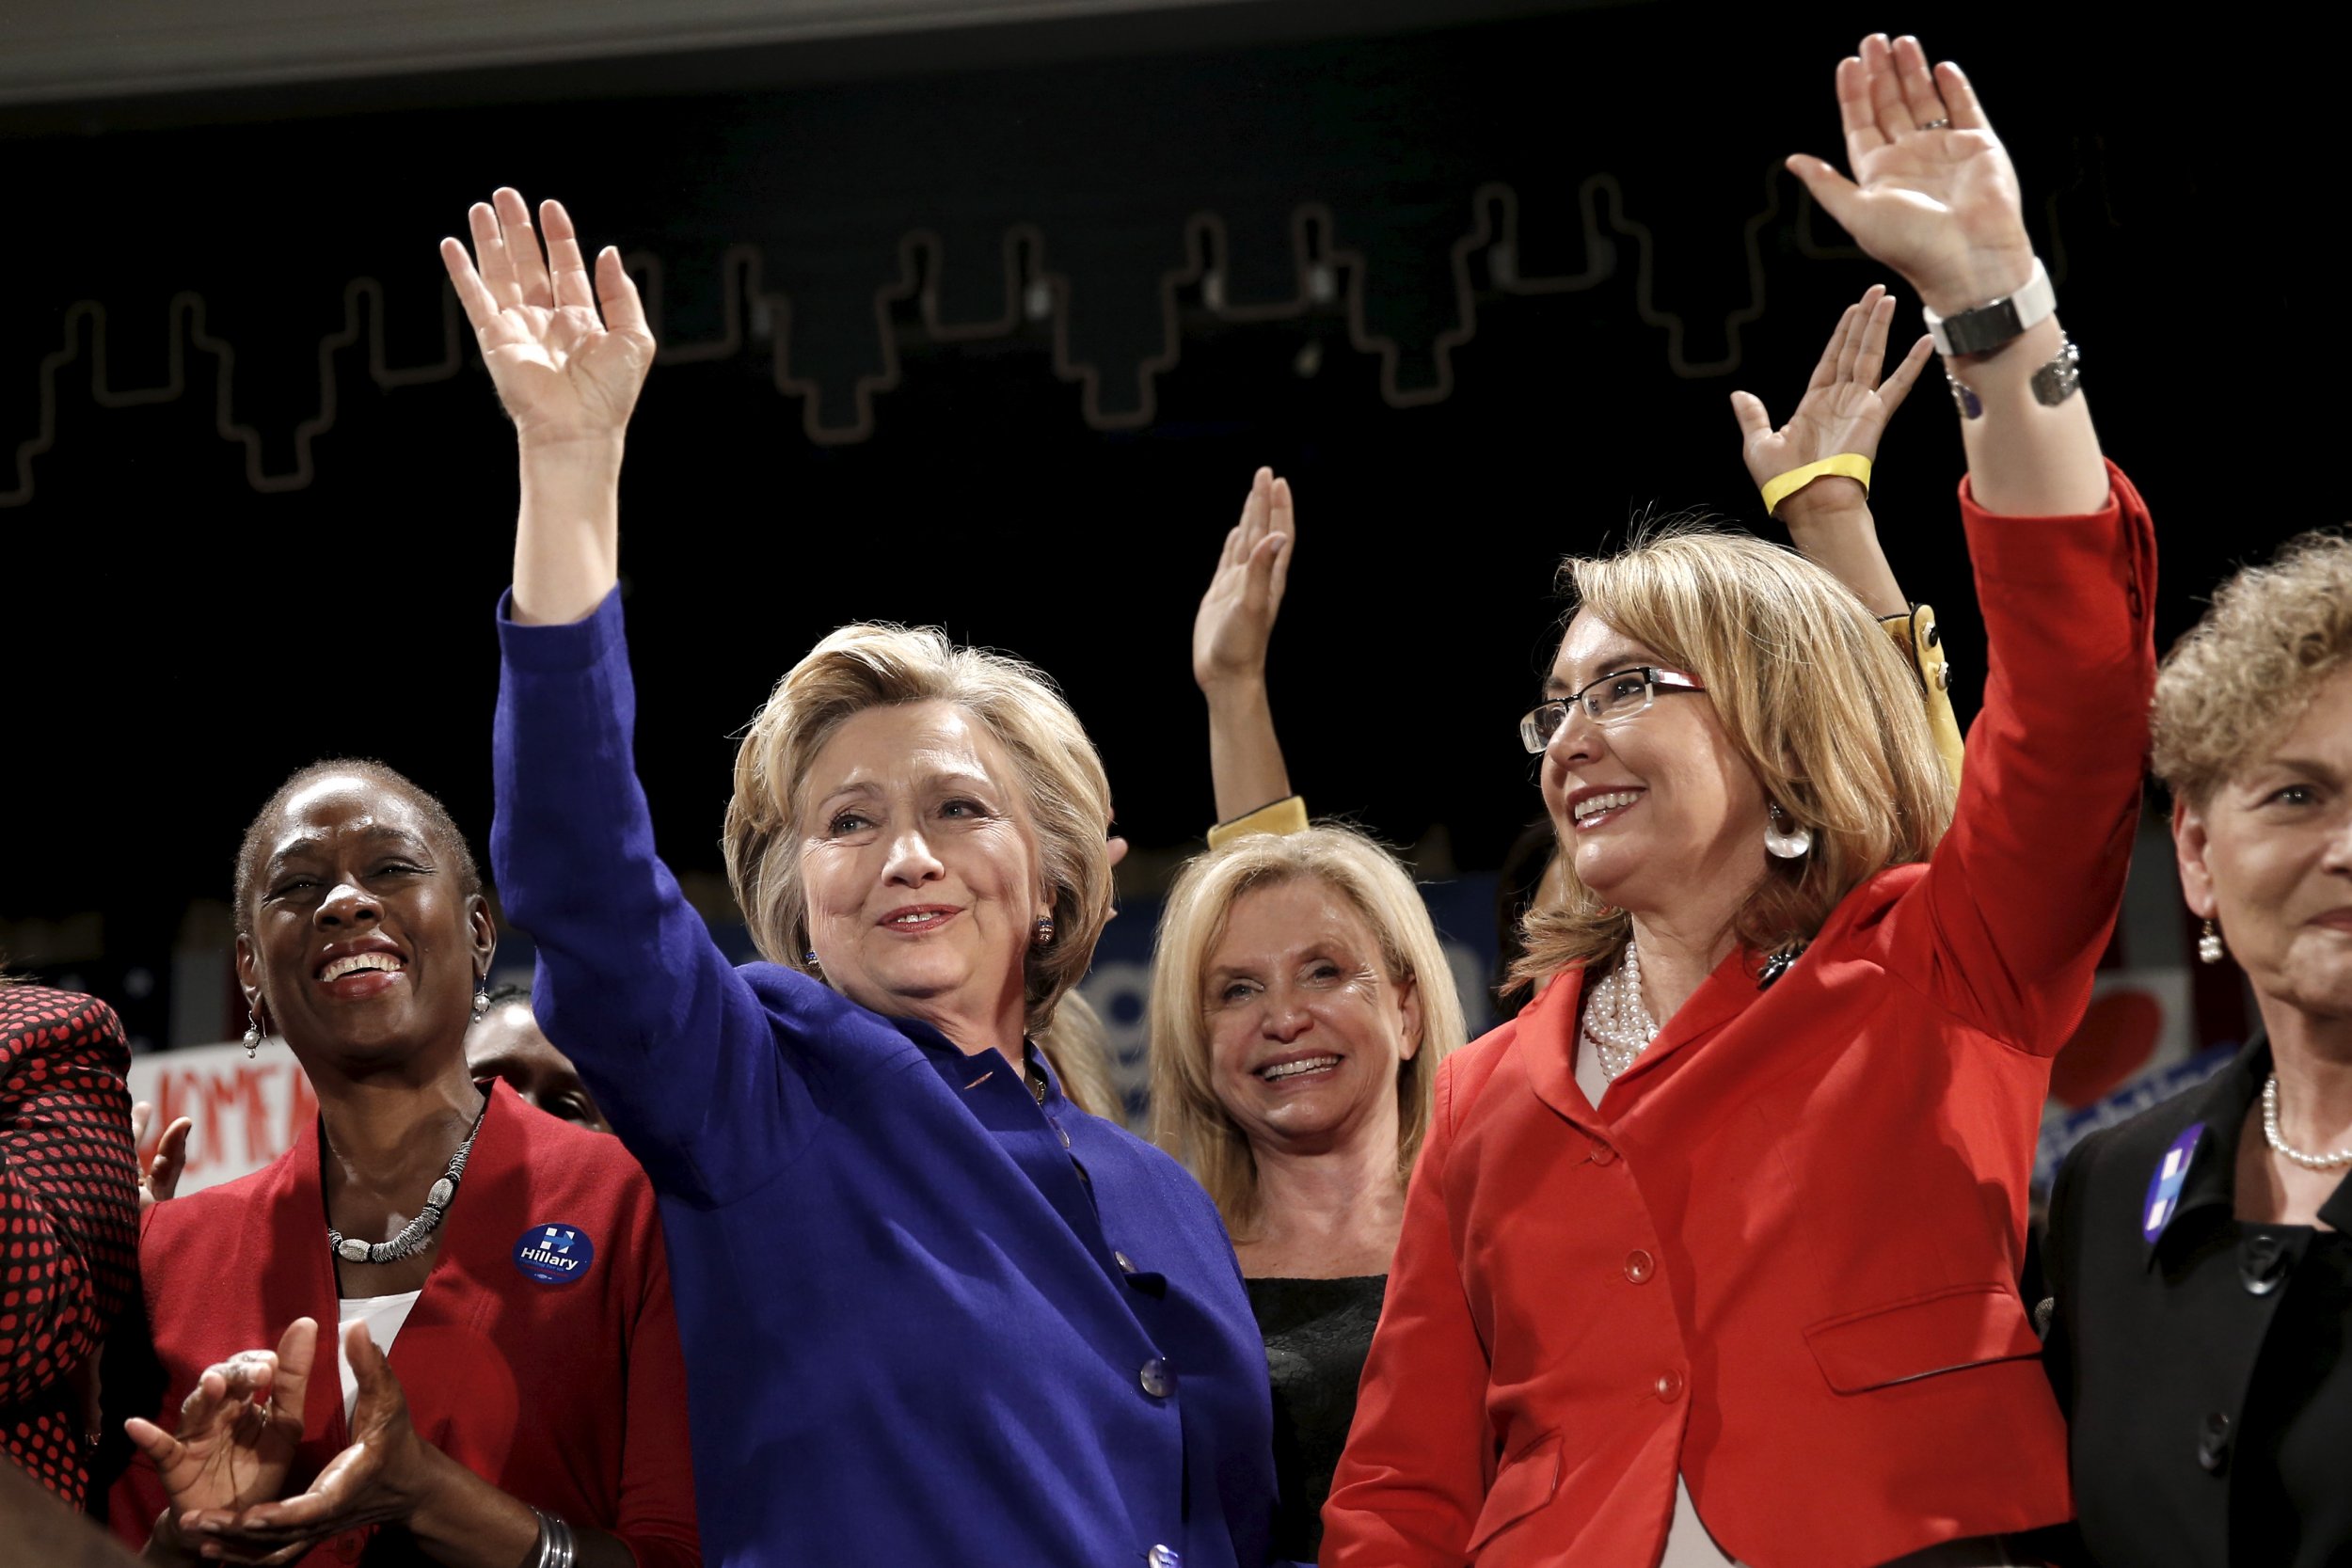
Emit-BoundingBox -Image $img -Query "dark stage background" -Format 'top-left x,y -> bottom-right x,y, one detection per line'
0,2 -> 2305,1061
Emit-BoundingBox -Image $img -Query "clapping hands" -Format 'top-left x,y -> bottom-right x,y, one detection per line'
126,1317 -> 317,1550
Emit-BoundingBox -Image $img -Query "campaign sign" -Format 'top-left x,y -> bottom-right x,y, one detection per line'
514,1223 -> 596,1285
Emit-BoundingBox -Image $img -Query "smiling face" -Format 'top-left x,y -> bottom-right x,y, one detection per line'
236,773 -> 492,1072
798,700 -> 1050,1047
1540,610 -> 1772,916
2177,666 -> 2352,1023
1201,877 -> 1422,1159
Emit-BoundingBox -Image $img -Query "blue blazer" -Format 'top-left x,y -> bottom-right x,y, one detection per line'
493,589 -> 1275,1568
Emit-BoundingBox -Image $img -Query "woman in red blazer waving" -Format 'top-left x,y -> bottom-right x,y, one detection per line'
1321,35 -> 2153,1568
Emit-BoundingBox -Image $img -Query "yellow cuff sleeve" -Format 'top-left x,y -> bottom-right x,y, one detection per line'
1879,604 -> 1965,788
1761,452 -> 1872,516
1206,795 -> 1311,848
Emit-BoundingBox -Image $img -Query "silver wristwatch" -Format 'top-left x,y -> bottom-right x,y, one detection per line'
1921,258 -> 2057,356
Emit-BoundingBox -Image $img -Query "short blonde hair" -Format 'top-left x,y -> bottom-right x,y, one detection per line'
1518,524 -> 1957,982
1147,826 -> 1468,1235
722,624 -> 1114,1034
2153,530 -> 2352,805
1037,990 -> 1122,1121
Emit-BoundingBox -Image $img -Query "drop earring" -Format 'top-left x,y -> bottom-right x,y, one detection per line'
242,1011 -> 263,1060
1033,915 -> 1056,947
1763,803 -> 1814,860
471,980 -> 492,1022
2198,918 -> 2226,965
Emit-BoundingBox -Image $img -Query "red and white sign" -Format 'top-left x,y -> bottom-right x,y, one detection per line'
126,1041 -> 317,1195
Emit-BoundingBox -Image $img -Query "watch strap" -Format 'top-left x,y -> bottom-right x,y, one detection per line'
1921,258 -> 2056,356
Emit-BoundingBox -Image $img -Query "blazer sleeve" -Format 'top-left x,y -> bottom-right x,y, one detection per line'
1886,462 -> 2158,1055
1319,1061 -> 1490,1566
609,1194 -> 702,1568
0,992 -> 137,1410
492,588 -> 816,1208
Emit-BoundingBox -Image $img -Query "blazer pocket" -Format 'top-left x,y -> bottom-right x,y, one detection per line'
1466,1433 -> 1562,1553
1804,1281 -> 2042,1394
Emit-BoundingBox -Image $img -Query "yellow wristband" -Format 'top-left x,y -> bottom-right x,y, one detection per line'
1760,452 -> 1872,516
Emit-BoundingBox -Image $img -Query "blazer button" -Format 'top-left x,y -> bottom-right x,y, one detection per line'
1624,1249 -> 1655,1284
1115,1250 -> 1137,1274
2239,1233 -> 2292,1296
1140,1356 -> 1176,1398
2197,1411 -> 2232,1473
1589,1137 -> 1617,1166
1654,1369 -> 1684,1402
1147,1547 -> 1183,1568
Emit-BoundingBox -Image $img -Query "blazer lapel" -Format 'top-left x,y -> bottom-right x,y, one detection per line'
1522,965 -> 1599,1128
260,1114 -> 351,1452
1606,943 -> 1756,1098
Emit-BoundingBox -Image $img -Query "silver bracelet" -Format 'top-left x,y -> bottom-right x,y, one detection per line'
1946,332 -> 2082,420
531,1508 -> 578,1568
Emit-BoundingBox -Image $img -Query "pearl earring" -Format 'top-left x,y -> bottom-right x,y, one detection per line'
471,982 -> 491,1022
242,1012 -> 262,1060
1764,803 -> 1814,860
2198,918 -> 2226,965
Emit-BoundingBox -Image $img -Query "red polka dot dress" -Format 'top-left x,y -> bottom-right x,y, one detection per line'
1,984 -> 138,1509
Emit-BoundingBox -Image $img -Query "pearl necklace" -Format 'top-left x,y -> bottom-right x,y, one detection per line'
326,1111 -> 485,1266
2262,1074 -> 2352,1171
1581,939 -> 1660,1083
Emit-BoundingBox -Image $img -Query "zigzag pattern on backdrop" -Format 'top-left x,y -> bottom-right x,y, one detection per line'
0,166 -> 2077,505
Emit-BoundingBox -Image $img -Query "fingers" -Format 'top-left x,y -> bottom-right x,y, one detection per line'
540,199 -> 597,313
269,1318 -> 317,1422
1105,835 -> 1131,870
1728,390 -> 1772,447
492,188 -> 555,309
1936,59 -> 1991,133
1786,154 -> 1865,240
1241,531 -> 1283,612
438,236 -> 501,334
133,1101 -> 152,1148
152,1116 -> 192,1201
1860,33 -> 1915,139
1265,477 -> 1295,604
123,1416 -> 181,1466
1807,298 -> 1863,391
1833,55 -> 1884,166
1877,334 -> 1936,414
1851,291 -> 1896,388
594,245 -> 651,341
465,201 -> 519,313
1237,467 -> 1272,554
1891,35 -> 1948,128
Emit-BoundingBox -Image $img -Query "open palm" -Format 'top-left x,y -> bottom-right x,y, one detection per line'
440,189 -> 654,447
1788,36 -> 2034,315
1732,286 -> 1932,489
1193,467 -> 1295,691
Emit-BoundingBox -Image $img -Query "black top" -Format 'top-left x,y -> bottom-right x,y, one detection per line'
1247,1275 -> 1386,1564
2043,1037 -> 2352,1567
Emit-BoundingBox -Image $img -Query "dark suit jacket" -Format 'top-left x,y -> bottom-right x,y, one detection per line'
2044,1036 -> 2352,1567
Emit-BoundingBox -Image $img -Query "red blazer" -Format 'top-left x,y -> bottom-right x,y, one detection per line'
108,1080 -> 699,1567
1,985 -> 138,1509
1323,468 -> 2157,1568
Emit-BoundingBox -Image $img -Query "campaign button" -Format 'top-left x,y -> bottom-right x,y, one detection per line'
514,1222 -> 596,1285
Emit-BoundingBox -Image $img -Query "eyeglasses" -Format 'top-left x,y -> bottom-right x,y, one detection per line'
1518,666 -> 1707,753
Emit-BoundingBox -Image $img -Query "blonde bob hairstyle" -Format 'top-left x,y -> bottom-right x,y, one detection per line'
1148,826 -> 1468,1235
1517,523 -> 1958,985
2152,530 -> 2352,806
722,623 -> 1115,1035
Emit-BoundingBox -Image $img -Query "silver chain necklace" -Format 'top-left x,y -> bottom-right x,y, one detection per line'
326,1107 -> 485,1266
2262,1074 -> 2352,1171
1581,938 -> 1661,1084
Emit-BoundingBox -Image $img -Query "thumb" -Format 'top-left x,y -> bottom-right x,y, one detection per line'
123,1416 -> 180,1466
1786,153 -> 1866,237
272,1318 -> 319,1416
1728,390 -> 1772,445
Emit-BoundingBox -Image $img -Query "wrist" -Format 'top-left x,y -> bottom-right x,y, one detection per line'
1199,673 -> 1271,707
518,432 -> 626,470
1914,246 -> 2040,325
1773,480 -> 1872,534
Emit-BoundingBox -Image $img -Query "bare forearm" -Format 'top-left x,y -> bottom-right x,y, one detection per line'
405,1446 -> 633,1568
1944,315 -> 2106,517
1203,679 -> 1293,823
513,437 -> 626,626
1780,490 -> 1908,616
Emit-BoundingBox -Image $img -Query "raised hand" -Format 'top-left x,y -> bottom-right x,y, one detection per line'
1787,35 -> 2033,316
1730,285 -> 1933,499
439,190 -> 655,449
132,1100 -> 193,1211
126,1318 -> 316,1527
1193,467 -> 1296,695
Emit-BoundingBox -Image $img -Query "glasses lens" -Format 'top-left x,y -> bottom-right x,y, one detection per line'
1588,670 -> 1653,721
1518,704 -> 1560,754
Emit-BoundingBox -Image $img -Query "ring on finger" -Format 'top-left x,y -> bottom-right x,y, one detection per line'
1920,117 -> 1950,131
